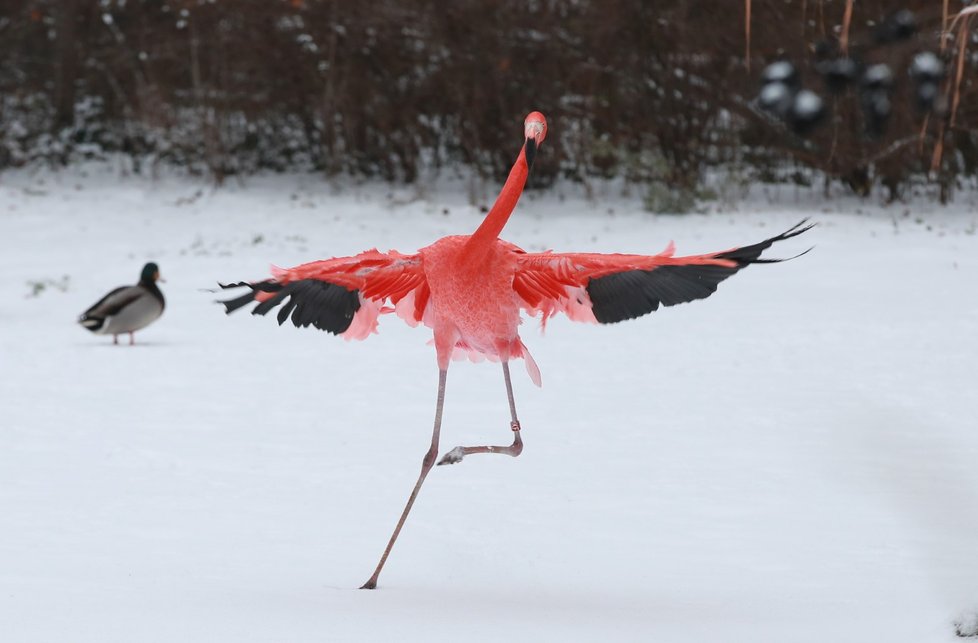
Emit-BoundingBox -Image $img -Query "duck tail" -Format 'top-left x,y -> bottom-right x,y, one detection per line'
78,313 -> 104,332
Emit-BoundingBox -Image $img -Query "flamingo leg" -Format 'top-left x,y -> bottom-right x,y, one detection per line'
361,368 -> 448,590
437,361 -> 523,466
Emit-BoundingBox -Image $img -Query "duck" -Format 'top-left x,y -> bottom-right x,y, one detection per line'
78,262 -> 165,345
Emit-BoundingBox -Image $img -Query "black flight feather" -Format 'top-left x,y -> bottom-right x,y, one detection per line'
586,220 -> 814,324
218,279 -> 361,335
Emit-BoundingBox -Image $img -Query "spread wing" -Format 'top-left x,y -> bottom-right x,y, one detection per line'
219,249 -> 428,340
513,220 -> 813,325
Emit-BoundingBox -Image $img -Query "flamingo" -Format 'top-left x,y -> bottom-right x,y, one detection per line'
219,111 -> 812,589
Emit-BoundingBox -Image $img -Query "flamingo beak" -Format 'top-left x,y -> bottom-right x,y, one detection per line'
524,138 -> 538,169
523,112 -> 547,169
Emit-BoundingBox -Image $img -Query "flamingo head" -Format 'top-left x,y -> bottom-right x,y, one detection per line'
524,111 -> 547,145
523,111 -> 547,168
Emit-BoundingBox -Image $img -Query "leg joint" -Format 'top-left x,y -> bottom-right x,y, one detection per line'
422,445 -> 438,469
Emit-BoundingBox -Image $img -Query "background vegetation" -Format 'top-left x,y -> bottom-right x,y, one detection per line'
2,0 -> 976,203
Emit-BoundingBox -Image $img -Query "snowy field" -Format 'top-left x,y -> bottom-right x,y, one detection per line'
1,164 -> 977,642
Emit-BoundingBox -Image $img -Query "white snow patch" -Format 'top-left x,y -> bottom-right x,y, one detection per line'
1,165 -> 977,642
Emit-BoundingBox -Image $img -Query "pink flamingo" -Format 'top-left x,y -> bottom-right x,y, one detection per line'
220,112 -> 812,589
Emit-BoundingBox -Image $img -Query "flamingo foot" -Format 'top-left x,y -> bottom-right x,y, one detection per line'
437,429 -> 523,466
437,446 -> 467,465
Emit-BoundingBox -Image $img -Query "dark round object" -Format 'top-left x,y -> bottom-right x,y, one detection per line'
761,61 -> 799,89
874,9 -> 917,44
910,52 -> 943,82
788,90 -> 826,135
915,81 -> 939,111
863,90 -> 892,137
865,91 -> 892,119
821,58 -> 860,94
813,40 -> 837,60
862,64 -> 894,90
758,82 -> 794,117
890,10 -> 917,40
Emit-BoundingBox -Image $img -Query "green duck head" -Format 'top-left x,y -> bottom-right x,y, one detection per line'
140,262 -> 163,284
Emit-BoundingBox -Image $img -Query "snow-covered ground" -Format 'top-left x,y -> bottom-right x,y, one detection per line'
1,165 -> 977,642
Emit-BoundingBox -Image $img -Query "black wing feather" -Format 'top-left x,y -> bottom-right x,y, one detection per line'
218,279 -> 361,335
587,220 -> 813,324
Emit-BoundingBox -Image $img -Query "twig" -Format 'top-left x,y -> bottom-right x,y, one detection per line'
931,5 -> 976,172
745,0 -> 752,71
949,14 -> 972,129
917,114 -> 930,155
866,135 -> 921,165
840,0 -> 854,56
930,123 -> 945,173
945,4 -> 978,34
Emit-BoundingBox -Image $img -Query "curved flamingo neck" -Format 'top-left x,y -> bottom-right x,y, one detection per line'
464,144 -> 530,262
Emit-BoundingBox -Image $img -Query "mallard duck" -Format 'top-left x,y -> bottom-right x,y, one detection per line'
79,262 -> 165,345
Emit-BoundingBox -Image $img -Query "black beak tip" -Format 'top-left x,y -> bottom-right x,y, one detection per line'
525,138 -> 538,170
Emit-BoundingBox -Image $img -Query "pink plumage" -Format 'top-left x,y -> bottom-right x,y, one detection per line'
219,111 -> 812,589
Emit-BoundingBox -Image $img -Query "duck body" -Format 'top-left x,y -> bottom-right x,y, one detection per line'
79,263 -> 165,344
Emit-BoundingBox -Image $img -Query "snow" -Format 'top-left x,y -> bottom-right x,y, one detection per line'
1,165 -> 977,642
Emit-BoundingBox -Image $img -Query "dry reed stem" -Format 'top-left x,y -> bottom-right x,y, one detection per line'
949,14 -> 971,129
840,0 -> 854,55
917,114 -> 930,155
745,0 -> 752,71
931,5 -> 977,172
946,4 -> 978,33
